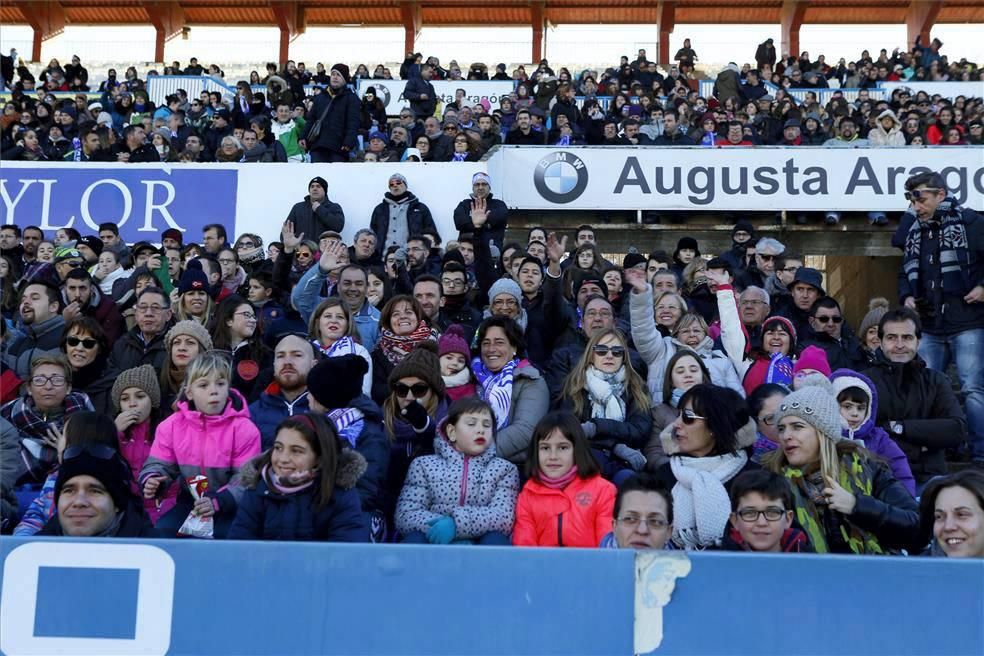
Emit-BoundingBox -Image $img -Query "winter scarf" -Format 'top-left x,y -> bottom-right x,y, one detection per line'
442,367 -> 472,389
377,322 -> 435,366
783,453 -> 885,555
328,407 -> 365,448
538,466 -> 578,490
670,451 -> 748,549
482,307 -> 529,333
585,367 -> 626,421
903,197 -> 972,296
315,336 -> 358,359
471,357 -> 519,430
262,463 -> 317,494
451,151 -> 468,162
765,352 -> 794,387
238,246 -> 265,266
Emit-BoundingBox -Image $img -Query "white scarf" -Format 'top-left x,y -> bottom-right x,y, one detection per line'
669,451 -> 748,550
442,367 -> 472,389
584,366 -> 626,421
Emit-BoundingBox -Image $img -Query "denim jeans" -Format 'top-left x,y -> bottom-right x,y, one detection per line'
918,328 -> 984,459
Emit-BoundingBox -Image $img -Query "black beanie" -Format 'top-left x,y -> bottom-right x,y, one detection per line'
308,354 -> 368,410
309,176 -> 328,195
732,220 -> 756,239
330,63 -> 351,84
56,448 -> 133,513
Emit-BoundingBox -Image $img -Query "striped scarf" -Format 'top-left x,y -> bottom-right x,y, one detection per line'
378,322 -> 435,366
328,407 -> 365,448
471,357 -> 519,430
315,336 -> 358,359
903,197 -> 971,296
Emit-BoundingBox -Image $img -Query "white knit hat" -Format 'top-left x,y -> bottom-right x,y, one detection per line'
773,375 -> 844,442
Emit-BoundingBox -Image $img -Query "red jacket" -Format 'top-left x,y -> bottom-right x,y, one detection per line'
513,474 -> 615,548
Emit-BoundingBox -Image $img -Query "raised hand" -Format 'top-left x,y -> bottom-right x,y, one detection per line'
318,240 -> 347,273
470,197 -> 489,229
624,267 -> 648,293
281,220 -> 302,252
545,232 -> 568,264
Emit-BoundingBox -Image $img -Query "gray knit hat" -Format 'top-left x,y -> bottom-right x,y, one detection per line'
774,375 -> 843,442
165,319 -> 214,352
858,297 -> 890,342
487,277 -> 522,306
111,364 -> 162,411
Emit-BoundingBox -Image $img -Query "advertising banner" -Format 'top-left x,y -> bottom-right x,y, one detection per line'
0,161 -> 485,246
491,146 -> 984,211
356,79 -> 515,116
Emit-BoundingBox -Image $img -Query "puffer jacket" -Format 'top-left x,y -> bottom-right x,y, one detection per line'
227,449 -> 369,542
369,192 -> 438,255
513,474 -> 615,548
868,109 -> 905,147
830,369 -> 917,497
248,385 -> 311,450
630,286 -> 744,401
556,386 -> 652,453
395,426 -> 519,539
483,363 -> 550,465
5,315 -> 65,379
138,388 -> 261,520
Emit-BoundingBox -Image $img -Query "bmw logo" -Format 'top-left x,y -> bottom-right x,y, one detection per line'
533,151 -> 589,204
372,83 -> 392,107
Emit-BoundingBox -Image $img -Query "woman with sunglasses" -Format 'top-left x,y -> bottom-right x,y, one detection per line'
647,349 -> 712,468
655,384 -> 759,550
557,329 -> 651,484
211,295 -> 271,403
59,317 -> 110,411
381,343 -> 449,526
233,233 -> 271,278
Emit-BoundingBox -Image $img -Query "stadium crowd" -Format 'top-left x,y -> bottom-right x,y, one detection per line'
0,156 -> 981,555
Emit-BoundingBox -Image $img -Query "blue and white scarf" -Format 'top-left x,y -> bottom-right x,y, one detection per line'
471,356 -> 519,430
314,336 -> 358,359
328,407 -> 365,448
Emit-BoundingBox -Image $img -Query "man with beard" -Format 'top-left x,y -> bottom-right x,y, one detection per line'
249,334 -> 317,449
6,282 -> 65,379
412,275 -> 444,332
61,269 -> 123,343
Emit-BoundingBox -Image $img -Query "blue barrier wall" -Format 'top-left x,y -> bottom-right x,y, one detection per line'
1,537 -> 982,656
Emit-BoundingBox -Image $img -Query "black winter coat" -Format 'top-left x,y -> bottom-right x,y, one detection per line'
369,193 -> 438,255
545,342 -> 648,403
798,326 -> 867,371
862,352 -> 968,482
557,390 -> 652,452
403,70 -> 437,119
453,194 -> 509,251
302,86 -> 361,155
285,196 -> 345,240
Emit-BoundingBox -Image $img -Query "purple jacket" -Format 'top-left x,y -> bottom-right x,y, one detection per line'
830,369 -> 917,497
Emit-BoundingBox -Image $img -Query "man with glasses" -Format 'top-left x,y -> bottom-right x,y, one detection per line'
1,354 -> 93,485
397,108 -> 422,143
369,173 -> 438,257
52,246 -> 86,282
61,269 -> 124,343
438,262 -> 482,343
738,286 -> 771,347
736,237 -> 784,291
104,287 -> 173,376
799,296 -> 865,371
601,474 -> 674,549
7,282 -> 65,379
897,171 -> 984,467
723,470 -> 811,552
284,176 -> 345,243
769,252 -> 802,302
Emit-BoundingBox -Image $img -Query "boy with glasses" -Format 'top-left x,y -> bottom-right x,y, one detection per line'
724,470 -> 812,552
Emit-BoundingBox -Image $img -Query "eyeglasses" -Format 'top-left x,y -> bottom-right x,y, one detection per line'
443,126 -> 457,132
757,412 -> 776,426
394,382 -> 430,398
218,258 -> 236,265
441,278 -> 466,288
492,298 -> 518,309
584,309 -> 613,319
135,304 -> 166,314
617,515 -> 669,530
592,345 -> 625,357
780,266 -> 799,273
813,315 -> 843,324
296,252 -> 312,259
31,374 -> 67,387
736,507 -> 787,522
904,188 -> 941,201
66,336 -> 98,349
740,300 -> 767,307
235,311 -> 257,320
679,408 -> 706,425
388,181 -> 405,187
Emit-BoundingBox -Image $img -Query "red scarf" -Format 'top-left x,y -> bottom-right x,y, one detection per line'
378,321 -> 435,365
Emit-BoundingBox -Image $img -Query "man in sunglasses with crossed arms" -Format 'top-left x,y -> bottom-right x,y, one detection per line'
799,296 -> 866,371
896,171 -> 984,468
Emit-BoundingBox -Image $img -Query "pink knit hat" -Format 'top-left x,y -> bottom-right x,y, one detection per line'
438,324 -> 471,359
793,345 -> 832,378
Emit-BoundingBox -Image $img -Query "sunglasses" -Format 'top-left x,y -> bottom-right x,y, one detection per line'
63,443 -> 119,462
592,345 -> 625,357
758,254 -> 776,261
679,408 -> 706,425
66,336 -> 98,349
814,315 -> 843,324
394,382 -> 430,398
904,188 -> 941,201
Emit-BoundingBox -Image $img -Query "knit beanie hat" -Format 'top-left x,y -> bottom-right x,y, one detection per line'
793,345 -> 831,378
773,375 -> 843,443
762,315 -> 797,344
309,176 -> 328,195
574,272 -> 606,298
388,341 -> 446,397
732,220 -> 756,239
178,268 -> 209,296
438,324 -> 470,360
308,354 -> 367,410
487,277 -> 523,306
330,63 -> 351,84
165,319 -> 214,352
858,297 -> 890,341
76,235 -> 104,256
56,448 -> 133,512
675,236 -> 700,255
111,365 -> 162,412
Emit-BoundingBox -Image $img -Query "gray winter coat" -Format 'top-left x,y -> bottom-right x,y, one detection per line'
493,364 -> 550,464
629,286 -> 743,403
395,430 -> 519,539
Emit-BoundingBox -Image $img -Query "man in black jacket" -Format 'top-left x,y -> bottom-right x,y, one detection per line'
369,173 -> 437,256
403,63 -> 437,119
453,172 -> 509,252
797,296 -> 866,371
113,124 -> 158,163
504,109 -> 546,145
285,176 -> 345,240
300,64 -> 360,163
863,308 -> 968,487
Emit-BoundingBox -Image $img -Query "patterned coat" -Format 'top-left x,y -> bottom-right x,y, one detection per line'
395,428 -> 519,539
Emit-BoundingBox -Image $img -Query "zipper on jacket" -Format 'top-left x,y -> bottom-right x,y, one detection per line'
459,456 -> 470,505
557,512 -> 564,547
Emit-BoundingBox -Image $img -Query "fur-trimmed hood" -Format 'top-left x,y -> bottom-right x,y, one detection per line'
239,446 -> 367,491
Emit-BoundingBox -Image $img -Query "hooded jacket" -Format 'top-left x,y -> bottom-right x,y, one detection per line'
513,473 -> 616,548
829,369 -> 917,497
862,352 -> 967,483
395,425 -> 519,539
868,109 -> 905,147
227,449 -> 369,542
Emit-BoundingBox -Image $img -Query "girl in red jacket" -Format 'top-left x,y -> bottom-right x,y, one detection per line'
513,411 -> 616,547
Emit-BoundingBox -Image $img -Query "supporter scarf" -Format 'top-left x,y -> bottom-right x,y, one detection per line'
314,336 -> 358,359
783,453 -> 885,555
471,356 -> 519,430
451,152 -> 468,162
327,407 -> 365,448
377,322 -> 435,366
765,352 -> 794,387
538,466 -> 578,490
902,197 -> 971,296
670,451 -> 748,550
262,463 -> 317,494
585,366 -> 626,421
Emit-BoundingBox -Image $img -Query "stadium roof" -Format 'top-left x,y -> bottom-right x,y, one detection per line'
6,0 -> 982,63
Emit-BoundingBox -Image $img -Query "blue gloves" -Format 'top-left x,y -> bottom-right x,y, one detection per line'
427,515 -> 456,544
